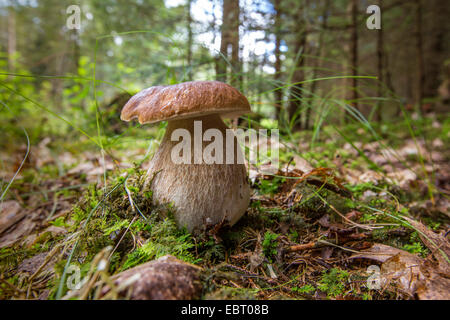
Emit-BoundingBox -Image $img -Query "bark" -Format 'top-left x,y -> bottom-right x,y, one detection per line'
415,0 -> 424,109
346,0 -> 359,113
229,0 -> 241,89
50,53 -> 65,107
307,0 -> 330,129
423,0 -> 448,103
7,6 -> 16,72
288,2 -> 307,130
218,0 -> 241,88
273,0 -> 283,121
187,0 -> 193,80
72,28 -> 80,72
375,0 -> 383,122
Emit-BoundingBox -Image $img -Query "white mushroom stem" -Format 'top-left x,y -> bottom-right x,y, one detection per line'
146,114 -> 250,232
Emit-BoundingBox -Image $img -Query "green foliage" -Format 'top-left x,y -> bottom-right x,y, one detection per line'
49,217 -> 70,228
288,229 -> 299,242
121,218 -> 198,270
346,182 -> 379,197
402,242 -> 427,256
317,268 -> 350,298
291,284 -> 315,295
262,231 -> 279,263
72,205 -> 88,225
361,292 -> 373,300
402,232 -> 429,257
198,236 -> 226,263
103,219 -> 130,236
257,177 -> 285,196
0,0 -> 446,303
0,248 -> 27,272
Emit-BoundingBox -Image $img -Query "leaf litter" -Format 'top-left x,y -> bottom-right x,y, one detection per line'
0,117 -> 449,300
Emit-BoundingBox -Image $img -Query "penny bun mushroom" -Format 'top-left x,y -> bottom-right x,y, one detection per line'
121,81 -> 251,233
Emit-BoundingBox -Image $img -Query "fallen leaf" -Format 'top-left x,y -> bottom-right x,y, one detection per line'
351,239 -> 450,299
387,169 -> 417,188
286,154 -> 314,173
380,253 -> 423,297
350,243 -> 411,263
403,216 -> 450,275
415,259 -> 450,300
0,205 -> 43,248
358,170 -> 383,185
0,201 -> 25,235
345,210 -> 363,221
18,251 -> 56,276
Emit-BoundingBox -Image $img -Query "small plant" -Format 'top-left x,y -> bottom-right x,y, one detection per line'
262,231 -> 279,263
362,292 -> 373,300
103,219 -> 130,236
401,231 -> 429,257
318,268 -> 350,298
288,229 -> 299,242
402,242 -> 427,257
198,236 -> 226,263
291,284 -> 315,295
49,217 -> 70,228
258,177 -> 285,196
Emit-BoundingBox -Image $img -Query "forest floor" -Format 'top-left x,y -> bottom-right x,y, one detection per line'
0,113 -> 449,300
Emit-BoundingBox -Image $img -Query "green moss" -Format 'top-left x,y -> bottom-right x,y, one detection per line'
121,217 -> 199,270
291,284 -> 315,295
262,231 -> 279,263
257,177 -> 286,196
204,286 -> 258,300
317,268 -> 350,298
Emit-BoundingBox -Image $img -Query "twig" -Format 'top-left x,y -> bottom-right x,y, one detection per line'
108,216 -> 137,260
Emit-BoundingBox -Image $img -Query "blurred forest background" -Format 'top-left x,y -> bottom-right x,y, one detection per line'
1,0 -> 449,138
0,0 -> 449,300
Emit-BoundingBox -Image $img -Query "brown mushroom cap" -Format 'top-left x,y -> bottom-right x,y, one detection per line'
120,81 -> 251,124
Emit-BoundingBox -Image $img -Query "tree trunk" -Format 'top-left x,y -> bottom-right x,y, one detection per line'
307,0 -> 330,129
375,0 -> 383,122
346,0 -> 359,114
415,0 -> 424,110
186,0 -> 193,80
423,0 -> 448,105
274,0 -> 283,122
7,6 -> 16,73
288,2 -> 307,131
229,0 -> 241,89
212,1 -> 221,81
218,0 -> 241,88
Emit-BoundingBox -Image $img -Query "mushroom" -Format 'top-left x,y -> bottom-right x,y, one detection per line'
121,81 -> 251,233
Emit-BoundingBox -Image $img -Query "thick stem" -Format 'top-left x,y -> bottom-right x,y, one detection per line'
146,114 -> 250,233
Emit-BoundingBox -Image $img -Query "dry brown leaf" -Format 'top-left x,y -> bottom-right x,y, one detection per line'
0,216 -> 36,248
17,251 -> 57,276
403,216 -> 450,275
381,253 -> 424,297
286,154 -> 314,173
358,170 -> 383,185
387,169 -> 417,188
415,259 -> 450,300
351,243 -> 423,296
0,204 -> 44,248
0,200 -> 25,235
351,239 -> 450,299
350,243 -> 412,263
